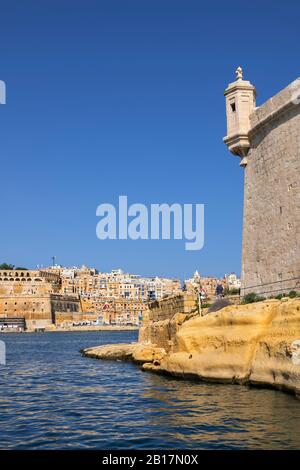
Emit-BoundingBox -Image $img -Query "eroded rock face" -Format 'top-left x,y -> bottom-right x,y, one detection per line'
132,345 -> 167,364
82,298 -> 300,398
143,299 -> 300,397
82,342 -> 167,365
82,343 -> 137,361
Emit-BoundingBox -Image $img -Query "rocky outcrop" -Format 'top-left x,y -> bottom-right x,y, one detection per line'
83,343 -> 137,361
82,342 -> 167,364
82,295 -> 300,398
142,298 -> 300,398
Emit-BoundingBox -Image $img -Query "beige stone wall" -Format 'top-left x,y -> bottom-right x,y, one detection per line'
54,311 -> 83,325
147,293 -> 197,322
139,293 -> 198,351
0,278 -> 53,328
0,269 -> 60,287
0,294 -> 52,324
50,294 -> 81,325
242,80 -> 300,296
0,277 -> 82,328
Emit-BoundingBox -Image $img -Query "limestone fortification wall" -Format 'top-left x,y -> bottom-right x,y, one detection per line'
242,79 -> 300,296
224,74 -> 300,296
148,293 -> 197,321
0,277 -> 82,329
139,293 -> 198,351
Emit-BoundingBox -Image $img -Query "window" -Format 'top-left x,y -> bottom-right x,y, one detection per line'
230,102 -> 236,112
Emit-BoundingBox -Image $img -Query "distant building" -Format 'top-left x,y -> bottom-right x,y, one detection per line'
225,273 -> 241,291
0,265 -> 240,328
0,269 -> 81,329
184,271 -> 229,298
39,266 -> 182,325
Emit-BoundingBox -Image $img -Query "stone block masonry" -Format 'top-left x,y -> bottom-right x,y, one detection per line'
147,293 -> 197,322
139,293 -> 198,351
0,270 -> 82,329
224,70 -> 300,296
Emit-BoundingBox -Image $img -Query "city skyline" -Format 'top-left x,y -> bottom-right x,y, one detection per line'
0,263 -> 240,329
0,260 -> 240,282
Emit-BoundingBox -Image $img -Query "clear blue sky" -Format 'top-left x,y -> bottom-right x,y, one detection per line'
0,0 -> 299,279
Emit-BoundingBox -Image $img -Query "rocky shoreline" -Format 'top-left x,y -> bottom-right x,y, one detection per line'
82,342 -> 166,363
82,297 -> 300,399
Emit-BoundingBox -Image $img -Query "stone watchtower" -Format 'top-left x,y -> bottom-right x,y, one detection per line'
224,68 -> 300,296
223,67 -> 256,167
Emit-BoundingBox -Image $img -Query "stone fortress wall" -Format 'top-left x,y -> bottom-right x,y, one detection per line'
148,293 -> 197,322
224,71 -> 300,296
0,269 -> 81,329
139,293 -> 198,351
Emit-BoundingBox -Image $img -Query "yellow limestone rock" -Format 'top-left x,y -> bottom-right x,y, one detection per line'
143,299 -> 300,397
132,344 -> 167,364
82,298 -> 300,398
82,343 -> 137,361
82,342 -> 167,364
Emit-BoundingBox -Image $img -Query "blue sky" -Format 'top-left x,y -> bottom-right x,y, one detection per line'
0,0 -> 299,279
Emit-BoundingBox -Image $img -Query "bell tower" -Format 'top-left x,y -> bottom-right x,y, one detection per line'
223,67 -> 256,167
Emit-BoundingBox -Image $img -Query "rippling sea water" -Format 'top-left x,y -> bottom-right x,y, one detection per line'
1,331 -> 300,449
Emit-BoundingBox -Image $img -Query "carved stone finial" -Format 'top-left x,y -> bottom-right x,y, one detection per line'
235,66 -> 243,81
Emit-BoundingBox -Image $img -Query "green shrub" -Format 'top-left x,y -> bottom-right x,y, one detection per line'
268,291 -> 300,300
242,292 -> 265,304
0,263 -> 28,270
0,263 -> 15,270
224,287 -> 240,296
275,293 -> 285,300
201,302 -> 211,309
288,290 -> 298,298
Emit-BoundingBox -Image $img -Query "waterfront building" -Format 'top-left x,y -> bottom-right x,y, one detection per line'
80,297 -> 148,326
225,273 -> 241,291
0,265 -> 181,327
0,269 -> 81,329
66,267 -> 181,325
0,265 -> 239,328
52,266 -> 181,302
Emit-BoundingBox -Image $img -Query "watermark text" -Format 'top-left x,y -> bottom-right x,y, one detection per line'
96,196 -> 204,251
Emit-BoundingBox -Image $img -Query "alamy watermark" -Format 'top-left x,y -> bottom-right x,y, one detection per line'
0,80 -> 6,104
96,196 -> 204,251
0,341 -> 6,366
